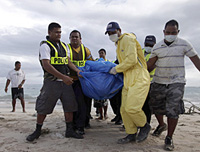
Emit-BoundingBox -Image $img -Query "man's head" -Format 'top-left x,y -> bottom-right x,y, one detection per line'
98,48 -> 106,58
144,35 -> 156,53
105,22 -> 121,42
69,30 -> 82,47
48,22 -> 61,42
144,35 -> 156,47
15,61 -> 21,71
163,19 -> 179,43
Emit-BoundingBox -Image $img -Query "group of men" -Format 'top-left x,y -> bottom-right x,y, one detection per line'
6,20 -> 200,151
105,19 -> 200,151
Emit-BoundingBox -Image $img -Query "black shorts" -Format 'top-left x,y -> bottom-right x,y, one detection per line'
11,88 -> 24,100
93,99 -> 108,108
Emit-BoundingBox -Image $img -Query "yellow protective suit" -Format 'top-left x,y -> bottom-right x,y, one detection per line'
115,33 -> 150,134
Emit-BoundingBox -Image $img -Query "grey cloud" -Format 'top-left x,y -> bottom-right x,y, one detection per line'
0,0 -> 200,86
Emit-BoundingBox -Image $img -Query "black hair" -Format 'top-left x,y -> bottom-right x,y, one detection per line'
15,61 -> 21,66
165,19 -> 179,29
98,48 -> 106,54
48,22 -> 61,31
70,30 -> 82,38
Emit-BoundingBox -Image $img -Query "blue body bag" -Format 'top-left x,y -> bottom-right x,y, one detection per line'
78,59 -> 123,100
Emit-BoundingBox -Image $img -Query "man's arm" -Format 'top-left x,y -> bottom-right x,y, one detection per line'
189,55 -> 200,72
147,56 -> 158,72
18,79 -> 25,88
5,79 -> 10,93
85,47 -> 94,61
115,37 -> 138,73
42,59 -> 74,85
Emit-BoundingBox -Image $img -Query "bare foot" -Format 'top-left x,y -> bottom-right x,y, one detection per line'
104,115 -> 108,120
96,116 -> 103,120
11,110 -> 15,112
23,110 -> 26,113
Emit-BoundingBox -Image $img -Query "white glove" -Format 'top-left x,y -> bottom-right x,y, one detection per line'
109,67 -> 117,75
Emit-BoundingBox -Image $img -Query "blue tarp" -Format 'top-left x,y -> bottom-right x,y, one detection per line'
78,58 -> 123,100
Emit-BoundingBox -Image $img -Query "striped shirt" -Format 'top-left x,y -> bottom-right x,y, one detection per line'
150,37 -> 197,84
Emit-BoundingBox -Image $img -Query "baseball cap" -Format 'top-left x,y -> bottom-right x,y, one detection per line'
105,22 -> 120,35
144,35 -> 156,45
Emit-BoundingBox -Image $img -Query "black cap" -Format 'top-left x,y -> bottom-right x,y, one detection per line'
144,35 -> 156,45
105,22 -> 120,35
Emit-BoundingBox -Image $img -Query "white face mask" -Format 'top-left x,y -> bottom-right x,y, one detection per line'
164,35 -> 177,42
144,47 -> 152,53
109,34 -> 118,42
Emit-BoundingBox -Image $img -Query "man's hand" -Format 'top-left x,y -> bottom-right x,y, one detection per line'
62,75 -> 74,85
77,70 -> 83,78
4,87 -> 8,93
109,67 -> 117,75
18,84 -> 22,88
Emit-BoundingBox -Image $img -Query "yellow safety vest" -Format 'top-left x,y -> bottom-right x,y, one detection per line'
46,40 -> 68,65
142,48 -> 155,81
68,44 -> 86,67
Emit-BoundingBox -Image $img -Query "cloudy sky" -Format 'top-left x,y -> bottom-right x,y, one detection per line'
0,0 -> 200,86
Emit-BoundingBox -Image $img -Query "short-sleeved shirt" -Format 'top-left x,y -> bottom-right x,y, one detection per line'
7,69 -> 25,88
150,37 -> 197,84
39,43 -> 54,60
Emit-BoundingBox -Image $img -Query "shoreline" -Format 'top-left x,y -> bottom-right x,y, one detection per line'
0,102 -> 200,152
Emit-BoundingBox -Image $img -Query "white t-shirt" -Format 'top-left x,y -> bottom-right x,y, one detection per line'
6,69 -> 25,88
150,37 -> 197,84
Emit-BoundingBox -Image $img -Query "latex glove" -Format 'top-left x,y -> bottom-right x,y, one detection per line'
109,67 -> 117,75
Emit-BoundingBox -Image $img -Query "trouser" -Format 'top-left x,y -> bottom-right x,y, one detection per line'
109,90 -> 122,120
84,96 -> 92,126
121,81 -> 150,134
72,80 -> 86,128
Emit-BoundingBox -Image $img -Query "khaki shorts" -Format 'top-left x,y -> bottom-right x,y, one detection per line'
149,83 -> 185,119
36,79 -> 77,114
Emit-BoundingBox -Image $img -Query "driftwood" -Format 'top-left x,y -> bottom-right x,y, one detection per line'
183,99 -> 200,114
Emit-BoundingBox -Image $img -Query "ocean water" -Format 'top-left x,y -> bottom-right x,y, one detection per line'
0,83 -> 199,106
0,83 -> 42,103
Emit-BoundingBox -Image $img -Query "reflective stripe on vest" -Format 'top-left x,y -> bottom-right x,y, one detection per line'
46,41 -> 68,65
142,49 -> 151,62
142,49 -> 155,81
68,44 -> 86,67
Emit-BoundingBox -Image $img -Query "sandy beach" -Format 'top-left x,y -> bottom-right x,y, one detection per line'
0,102 -> 200,152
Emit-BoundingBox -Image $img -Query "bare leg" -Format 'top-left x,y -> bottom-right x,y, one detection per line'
167,118 -> 178,137
97,108 -> 103,119
37,114 -> 46,124
155,114 -> 165,126
103,105 -> 108,119
11,99 -> 16,112
64,112 -> 73,122
19,97 -> 26,112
